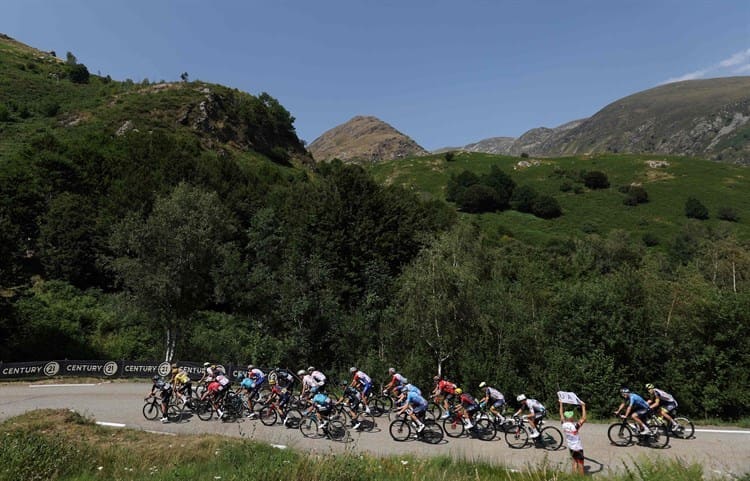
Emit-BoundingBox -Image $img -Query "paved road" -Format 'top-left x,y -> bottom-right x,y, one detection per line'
1,382 -> 748,478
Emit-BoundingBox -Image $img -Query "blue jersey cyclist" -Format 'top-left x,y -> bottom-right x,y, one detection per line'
311,390 -> 335,429
396,386 -> 428,433
614,388 -> 651,435
349,367 -> 373,414
241,364 -> 266,406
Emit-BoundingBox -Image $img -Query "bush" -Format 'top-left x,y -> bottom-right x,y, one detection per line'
520,152 -> 529,158
69,63 -> 90,84
685,197 -> 709,220
583,170 -> 610,189
41,101 -> 60,117
559,181 -> 572,192
717,206 -> 739,222
531,194 -> 562,218
623,185 -> 648,206
0,104 -> 9,122
574,185 -> 584,194
446,170 -> 480,202
511,185 -> 538,213
458,184 -> 500,213
444,151 -> 455,162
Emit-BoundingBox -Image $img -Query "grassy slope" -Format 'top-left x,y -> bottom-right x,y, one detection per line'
370,152 -> 750,245
0,35 -> 291,172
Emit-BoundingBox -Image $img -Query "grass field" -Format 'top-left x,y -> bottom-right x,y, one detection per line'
0,409 -> 724,481
369,152 -> 750,245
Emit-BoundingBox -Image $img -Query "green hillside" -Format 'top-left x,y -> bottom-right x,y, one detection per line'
370,151 -> 750,245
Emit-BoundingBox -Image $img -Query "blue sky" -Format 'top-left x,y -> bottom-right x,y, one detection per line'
4,0 -> 749,150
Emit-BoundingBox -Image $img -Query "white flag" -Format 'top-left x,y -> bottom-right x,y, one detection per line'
557,391 -> 583,405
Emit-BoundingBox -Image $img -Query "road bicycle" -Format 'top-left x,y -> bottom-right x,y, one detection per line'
388,410 -> 444,444
334,400 -> 376,432
257,397 -> 303,429
649,410 -> 694,439
607,414 -> 669,448
505,415 -> 563,450
442,405 -> 495,441
476,405 -> 515,437
299,408 -> 348,441
142,393 -> 183,423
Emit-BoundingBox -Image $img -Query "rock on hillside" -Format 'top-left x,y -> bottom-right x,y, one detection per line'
462,136 -> 516,154
309,116 -> 428,162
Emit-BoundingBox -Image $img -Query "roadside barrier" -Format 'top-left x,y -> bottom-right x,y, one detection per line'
0,360 -> 244,381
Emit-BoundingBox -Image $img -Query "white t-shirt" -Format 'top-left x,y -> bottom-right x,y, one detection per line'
302,374 -> 317,389
562,421 -> 583,451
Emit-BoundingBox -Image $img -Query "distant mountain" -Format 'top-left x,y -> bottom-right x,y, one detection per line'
308,116 -> 428,162
440,77 -> 750,164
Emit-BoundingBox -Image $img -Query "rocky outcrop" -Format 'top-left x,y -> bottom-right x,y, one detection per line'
308,116 -> 428,162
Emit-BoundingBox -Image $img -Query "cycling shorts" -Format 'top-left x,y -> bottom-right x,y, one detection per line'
412,403 -> 428,414
361,382 -> 373,397
465,404 -> 480,414
207,381 -> 221,394
661,402 -> 677,414
634,407 -> 649,418
492,399 -> 506,409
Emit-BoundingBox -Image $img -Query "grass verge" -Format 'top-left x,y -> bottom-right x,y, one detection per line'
0,409 -> 738,481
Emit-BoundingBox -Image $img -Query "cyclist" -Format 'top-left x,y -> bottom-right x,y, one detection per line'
338,381 -> 365,430
559,399 -> 587,476
309,389 -> 335,429
242,364 -> 266,404
172,366 -> 192,404
478,381 -> 506,420
454,388 -> 481,429
432,375 -> 457,419
349,367 -> 373,414
264,377 -> 293,425
145,375 -> 173,423
646,383 -> 680,431
383,367 -> 407,395
395,383 -> 422,409
199,362 -> 214,384
273,368 -> 296,390
395,385 -> 428,433
513,394 -> 546,438
299,369 -> 318,400
614,388 -> 650,435
308,366 -> 327,391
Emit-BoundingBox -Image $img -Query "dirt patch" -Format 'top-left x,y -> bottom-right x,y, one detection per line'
645,170 -> 675,182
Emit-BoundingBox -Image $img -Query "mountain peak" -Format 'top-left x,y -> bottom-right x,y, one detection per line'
309,116 -> 428,162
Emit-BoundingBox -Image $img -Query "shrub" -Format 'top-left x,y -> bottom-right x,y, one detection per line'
480,165 -> 515,210
520,152 -> 529,158
685,197 -> 709,220
717,206 -> 739,222
0,104 -> 9,122
19,105 -> 31,119
583,170 -> 610,189
69,63 -> 90,84
559,181 -> 572,192
573,185 -> 584,194
623,185 -> 648,206
41,101 -> 60,117
444,151 -> 455,162
458,184 -> 500,213
446,170 -> 480,202
511,185 -> 538,213
531,194 -> 562,218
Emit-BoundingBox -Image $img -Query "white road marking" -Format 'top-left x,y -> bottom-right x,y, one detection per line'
144,430 -> 177,436
29,383 -> 96,388
694,428 -> 750,434
96,421 -> 126,427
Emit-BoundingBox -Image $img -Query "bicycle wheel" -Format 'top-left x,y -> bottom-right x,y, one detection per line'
647,425 -> 670,449
607,422 -> 632,446
167,403 -> 183,423
300,415 -> 321,438
428,402 -> 442,420
142,400 -> 160,420
472,418 -> 496,441
505,425 -> 529,448
537,426 -> 563,450
282,408 -> 302,429
672,417 -> 694,439
326,418 -> 348,441
372,396 -> 392,417
196,400 -> 214,421
258,404 -> 278,426
443,417 -> 465,438
420,420 -> 444,444
389,419 -> 412,441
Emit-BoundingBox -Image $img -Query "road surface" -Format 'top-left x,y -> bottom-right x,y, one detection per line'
1,382 -> 748,478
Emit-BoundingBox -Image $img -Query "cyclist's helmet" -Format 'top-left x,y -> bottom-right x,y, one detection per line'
203,362 -> 210,367
645,383 -> 655,390
455,388 -> 463,395
479,381 -> 487,389
620,388 -> 630,395
433,375 -> 440,382
307,366 -> 315,373
388,367 -> 396,374
152,375 -> 160,381
517,394 -> 527,402
297,369 -> 306,376
247,364 -> 254,370
349,366 -> 357,374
